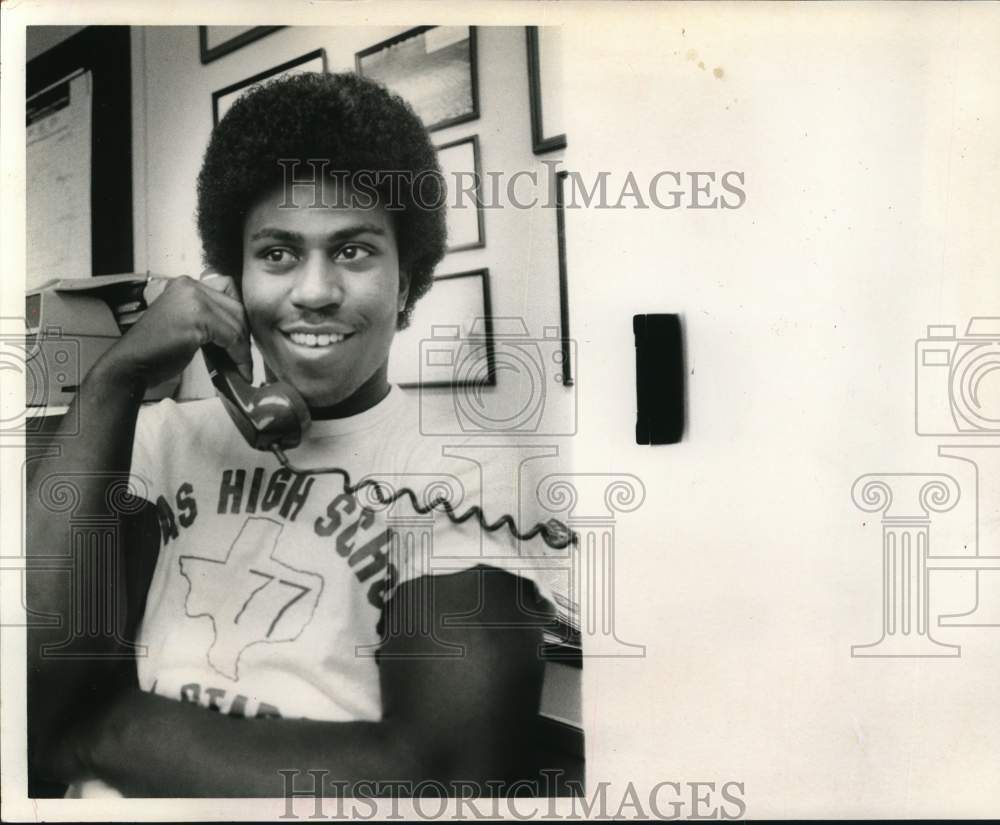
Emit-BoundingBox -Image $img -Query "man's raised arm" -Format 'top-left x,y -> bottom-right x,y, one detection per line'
26,274 -> 252,781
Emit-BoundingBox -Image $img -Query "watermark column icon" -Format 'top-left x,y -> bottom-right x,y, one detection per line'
537,473 -> 647,657
915,318 -> 1000,626
936,445 -> 1000,626
32,472 -> 146,658
851,473 -> 961,658
850,318 -> 1000,659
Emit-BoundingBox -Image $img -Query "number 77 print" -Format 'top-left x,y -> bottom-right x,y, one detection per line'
180,517 -> 323,680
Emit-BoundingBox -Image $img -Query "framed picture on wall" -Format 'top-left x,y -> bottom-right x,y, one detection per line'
554,170 -> 574,386
199,26 -> 284,64
356,26 -> 479,132
212,49 -> 327,125
526,26 -> 567,154
436,134 -> 485,253
26,27 -> 134,281
388,268 -> 495,388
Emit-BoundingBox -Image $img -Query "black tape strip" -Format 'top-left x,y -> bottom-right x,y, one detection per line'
634,314 -> 684,445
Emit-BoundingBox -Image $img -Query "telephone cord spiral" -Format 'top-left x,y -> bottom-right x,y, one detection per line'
270,444 -> 577,550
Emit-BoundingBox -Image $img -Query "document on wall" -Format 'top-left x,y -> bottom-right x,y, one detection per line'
26,69 -> 93,291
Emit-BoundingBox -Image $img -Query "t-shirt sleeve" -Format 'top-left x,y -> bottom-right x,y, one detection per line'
128,399 -> 174,505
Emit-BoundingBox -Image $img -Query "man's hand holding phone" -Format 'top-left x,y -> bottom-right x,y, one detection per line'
96,271 -> 253,392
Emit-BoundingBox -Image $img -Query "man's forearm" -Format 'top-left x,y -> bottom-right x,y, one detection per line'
26,359 -> 147,770
85,688 -> 434,797
70,572 -> 546,796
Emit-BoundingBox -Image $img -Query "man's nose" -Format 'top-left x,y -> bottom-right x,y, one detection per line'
289,252 -> 345,309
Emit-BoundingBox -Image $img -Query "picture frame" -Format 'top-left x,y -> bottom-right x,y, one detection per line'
212,49 -> 327,126
435,134 -> 486,253
555,170 -> 574,386
356,26 -> 479,133
388,268 -> 495,389
26,27 -> 133,278
199,26 -> 284,65
526,26 -> 567,155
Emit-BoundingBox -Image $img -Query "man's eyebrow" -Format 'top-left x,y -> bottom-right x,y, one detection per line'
248,224 -> 387,243
248,227 -> 303,244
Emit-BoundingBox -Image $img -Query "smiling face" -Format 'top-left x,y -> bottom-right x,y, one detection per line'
241,182 -> 409,414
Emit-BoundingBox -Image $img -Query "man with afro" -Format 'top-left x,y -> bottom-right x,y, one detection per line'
27,72 -> 560,798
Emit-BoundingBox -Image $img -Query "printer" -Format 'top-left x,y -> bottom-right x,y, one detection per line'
25,274 -> 180,407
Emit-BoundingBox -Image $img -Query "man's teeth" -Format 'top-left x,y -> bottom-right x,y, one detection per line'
288,331 -> 348,347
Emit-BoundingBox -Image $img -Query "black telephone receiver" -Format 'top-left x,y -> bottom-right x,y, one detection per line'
201,344 -> 311,451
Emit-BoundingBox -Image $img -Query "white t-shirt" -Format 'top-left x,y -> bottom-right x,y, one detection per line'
69,387 -> 566,797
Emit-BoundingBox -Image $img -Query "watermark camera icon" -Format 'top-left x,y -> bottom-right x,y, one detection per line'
0,319 -> 81,437
916,318 -> 1000,436
418,317 -> 577,437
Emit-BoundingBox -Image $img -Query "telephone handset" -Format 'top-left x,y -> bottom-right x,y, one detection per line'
201,345 -> 577,550
201,343 -> 311,451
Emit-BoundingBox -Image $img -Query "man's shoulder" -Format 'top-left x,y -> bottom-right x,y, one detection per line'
135,396 -> 240,458
137,396 -> 225,429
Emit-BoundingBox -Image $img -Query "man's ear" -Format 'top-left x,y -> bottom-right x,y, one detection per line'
397,269 -> 411,313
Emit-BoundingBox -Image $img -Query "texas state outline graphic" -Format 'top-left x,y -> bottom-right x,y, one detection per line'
178,516 -> 324,680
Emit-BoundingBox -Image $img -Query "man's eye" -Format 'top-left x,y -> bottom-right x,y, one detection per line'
335,244 -> 371,263
262,248 -> 295,264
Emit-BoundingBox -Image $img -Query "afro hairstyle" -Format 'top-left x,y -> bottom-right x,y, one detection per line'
196,71 -> 447,328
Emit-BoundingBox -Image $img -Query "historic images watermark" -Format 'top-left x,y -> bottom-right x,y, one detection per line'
412,316 -> 645,659
0,315 -> 87,641
277,772 -> 748,820
852,318 -> 1000,658
1,315 -> 81,440
277,160 -> 748,212
9,306 -> 154,650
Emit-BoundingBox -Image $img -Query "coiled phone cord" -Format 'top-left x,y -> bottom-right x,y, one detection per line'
270,444 -> 578,550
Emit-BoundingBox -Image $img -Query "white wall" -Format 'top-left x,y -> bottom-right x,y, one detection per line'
562,3 -> 1000,818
